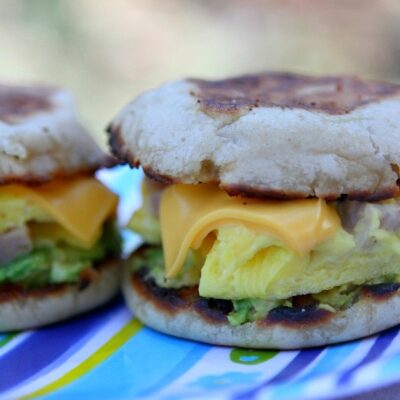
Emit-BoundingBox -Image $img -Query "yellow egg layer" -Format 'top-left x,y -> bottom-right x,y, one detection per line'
0,198 -> 50,233
199,206 -> 400,300
128,181 -> 161,245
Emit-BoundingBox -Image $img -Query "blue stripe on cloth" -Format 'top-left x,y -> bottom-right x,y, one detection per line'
266,341 -> 359,400
138,340 -> 210,398
21,299 -> 127,390
338,327 -> 399,385
234,348 -> 324,400
296,340 -> 359,382
378,345 -> 400,382
42,327 -> 211,400
0,298 -> 121,394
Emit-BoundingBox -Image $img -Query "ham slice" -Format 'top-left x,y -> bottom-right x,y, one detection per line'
0,226 -> 32,265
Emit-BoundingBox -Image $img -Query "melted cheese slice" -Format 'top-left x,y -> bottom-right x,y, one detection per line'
0,177 -> 118,247
160,184 -> 340,278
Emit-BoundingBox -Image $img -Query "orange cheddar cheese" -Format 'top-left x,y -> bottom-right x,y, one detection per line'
160,184 -> 340,278
0,177 -> 118,247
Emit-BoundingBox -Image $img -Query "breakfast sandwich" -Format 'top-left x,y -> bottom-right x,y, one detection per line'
108,72 -> 400,348
0,85 -> 121,331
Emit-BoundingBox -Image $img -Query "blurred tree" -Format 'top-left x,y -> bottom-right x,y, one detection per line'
0,0 -> 399,145
19,0 -> 74,42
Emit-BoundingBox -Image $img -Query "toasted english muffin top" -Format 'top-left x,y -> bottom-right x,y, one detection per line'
0,84 -> 109,183
108,72 -> 400,200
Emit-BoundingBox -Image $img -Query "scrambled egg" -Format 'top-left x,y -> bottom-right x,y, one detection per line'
128,182 -> 161,245
0,197 -> 50,233
128,207 -> 161,245
199,206 -> 400,300
0,198 -> 92,248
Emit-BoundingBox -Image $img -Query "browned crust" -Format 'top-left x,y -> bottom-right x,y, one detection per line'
0,283 -> 68,303
222,184 -> 310,200
142,167 -> 176,185
189,72 -> 400,116
263,306 -> 333,328
0,149 -> 117,184
107,150 -> 400,200
107,124 -> 139,167
129,263 -> 400,329
223,182 -> 400,202
96,155 -> 119,170
124,165 -> 400,201
131,270 -> 231,324
261,294 -> 336,328
346,185 -> 400,202
193,297 -> 234,324
0,259 -> 118,304
107,123 -> 176,184
0,165 -> 104,186
130,270 -> 336,328
0,85 -> 56,124
362,283 -> 400,301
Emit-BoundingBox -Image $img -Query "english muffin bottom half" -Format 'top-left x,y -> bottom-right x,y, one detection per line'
0,84 -> 121,331
108,72 -> 400,349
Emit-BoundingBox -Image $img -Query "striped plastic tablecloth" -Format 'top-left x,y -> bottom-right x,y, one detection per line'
1,166 -> 400,400
1,297 -> 400,400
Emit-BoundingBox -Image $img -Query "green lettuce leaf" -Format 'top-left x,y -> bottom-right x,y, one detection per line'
0,222 -> 121,287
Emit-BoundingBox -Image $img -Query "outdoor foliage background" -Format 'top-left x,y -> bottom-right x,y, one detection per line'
1,0 -> 400,145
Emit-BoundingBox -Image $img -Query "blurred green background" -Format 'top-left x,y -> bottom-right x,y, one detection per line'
1,0 -> 400,146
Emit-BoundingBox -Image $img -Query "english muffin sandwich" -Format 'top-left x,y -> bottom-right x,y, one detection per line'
0,84 -> 121,331
108,72 -> 400,349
